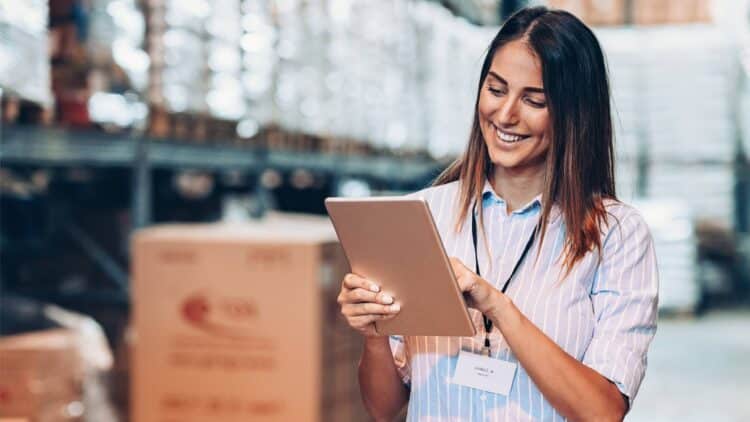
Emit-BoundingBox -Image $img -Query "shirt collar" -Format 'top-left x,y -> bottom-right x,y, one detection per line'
480,179 -> 543,216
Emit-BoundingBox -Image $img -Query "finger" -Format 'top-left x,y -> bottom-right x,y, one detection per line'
454,272 -> 475,293
449,257 -> 468,276
349,313 -> 398,329
376,291 -> 395,305
342,289 -> 395,305
343,273 -> 380,293
342,288 -> 376,304
342,302 -> 401,317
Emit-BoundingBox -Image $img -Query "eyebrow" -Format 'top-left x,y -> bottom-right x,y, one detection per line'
488,71 -> 545,94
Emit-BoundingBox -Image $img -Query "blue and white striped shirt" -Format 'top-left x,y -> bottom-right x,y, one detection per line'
390,180 -> 659,421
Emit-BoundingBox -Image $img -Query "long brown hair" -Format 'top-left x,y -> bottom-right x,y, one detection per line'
434,7 -> 616,275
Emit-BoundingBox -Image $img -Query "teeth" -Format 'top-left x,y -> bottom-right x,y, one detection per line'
496,128 -> 524,143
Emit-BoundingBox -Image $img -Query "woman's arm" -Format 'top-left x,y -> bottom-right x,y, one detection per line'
358,336 -> 410,421
450,258 -> 627,422
487,294 -> 627,422
449,210 -> 658,422
337,273 -> 409,421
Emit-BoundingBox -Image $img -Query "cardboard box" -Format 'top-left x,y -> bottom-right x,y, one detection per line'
633,0 -> 713,25
547,0 -> 626,26
0,329 -> 83,422
131,214 -> 368,422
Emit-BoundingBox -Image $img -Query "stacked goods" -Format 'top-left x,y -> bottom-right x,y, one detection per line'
145,0 -> 209,141
257,0 -> 425,154
2,0 -> 148,130
0,330 -> 84,422
131,213 -> 368,422
546,0 -> 713,26
632,0 -> 713,25
48,0 -> 91,128
0,0 -> 53,124
144,0 -> 429,153
632,199 -> 700,312
0,296 -> 117,422
238,1 -> 275,139
639,25 -> 739,230
318,0 -> 424,154
596,28 -> 643,162
598,23 -> 741,311
145,0 -> 240,143
546,0 -> 627,26
597,28 -> 644,201
144,0 -> 269,145
412,2 -> 494,159
640,26 -> 737,163
86,0 -> 149,131
648,164 -> 736,231
594,24 -> 740,228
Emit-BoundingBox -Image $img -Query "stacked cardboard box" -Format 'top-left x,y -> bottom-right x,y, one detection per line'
547,0 -> 713,25
632,0 -> 713,25
546,0 -> 627,26
131,213 -> 368,422
0,329 -> 84,422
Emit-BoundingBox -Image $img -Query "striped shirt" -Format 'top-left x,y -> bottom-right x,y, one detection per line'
390,180 -> 659,421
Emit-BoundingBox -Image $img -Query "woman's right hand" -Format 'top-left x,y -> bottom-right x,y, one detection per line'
337,273 -> 401,337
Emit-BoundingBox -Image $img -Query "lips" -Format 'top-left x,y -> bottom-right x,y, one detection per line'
493,124 -> 530,143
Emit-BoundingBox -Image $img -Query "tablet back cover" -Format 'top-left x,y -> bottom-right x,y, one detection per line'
325,197 -> 476,337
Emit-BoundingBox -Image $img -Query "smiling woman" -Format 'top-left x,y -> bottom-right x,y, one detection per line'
478,41 -> 551,189
338,6 -> 658,422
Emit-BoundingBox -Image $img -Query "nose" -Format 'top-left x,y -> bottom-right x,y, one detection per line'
496,96 -> 519,127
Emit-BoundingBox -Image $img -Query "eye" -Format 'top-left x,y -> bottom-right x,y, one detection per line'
524,97 -> 546,108
488,86 -> 506,96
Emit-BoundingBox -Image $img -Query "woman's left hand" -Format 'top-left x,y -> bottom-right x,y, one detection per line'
449,257 -> 502,314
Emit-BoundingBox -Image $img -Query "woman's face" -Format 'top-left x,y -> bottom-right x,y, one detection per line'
478,39 -> 550,174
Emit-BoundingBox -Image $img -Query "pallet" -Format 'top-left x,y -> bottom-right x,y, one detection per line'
147,107 -> 239,145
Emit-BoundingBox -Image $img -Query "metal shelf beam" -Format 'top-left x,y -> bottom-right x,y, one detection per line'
0,126 -> 443,184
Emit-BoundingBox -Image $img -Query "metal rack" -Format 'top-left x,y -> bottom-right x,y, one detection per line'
1,124 -> 447,305
0,125 -> 444,183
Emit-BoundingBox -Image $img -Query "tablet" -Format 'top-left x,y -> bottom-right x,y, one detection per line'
325,196 -> 476,337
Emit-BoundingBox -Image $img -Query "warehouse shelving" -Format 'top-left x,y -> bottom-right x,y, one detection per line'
0,125 -> 444,184
0,124 -> 447,308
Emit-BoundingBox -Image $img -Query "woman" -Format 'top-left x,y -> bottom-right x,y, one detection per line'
337,7 -> 658,421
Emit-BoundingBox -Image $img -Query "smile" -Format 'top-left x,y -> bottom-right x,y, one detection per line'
494,125 -> 531,143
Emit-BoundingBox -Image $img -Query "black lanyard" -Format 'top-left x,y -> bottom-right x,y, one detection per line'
471,207 -> 536,355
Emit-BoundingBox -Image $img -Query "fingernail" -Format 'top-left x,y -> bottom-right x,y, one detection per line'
390,303 -> 400,312
381,294 -> 393,304
369,284 -> 380,293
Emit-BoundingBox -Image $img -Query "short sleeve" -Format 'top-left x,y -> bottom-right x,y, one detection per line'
582,211 -> 659,405
389,335 -> 412,387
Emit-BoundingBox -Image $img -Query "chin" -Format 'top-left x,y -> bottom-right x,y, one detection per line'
487,151 -> 524,170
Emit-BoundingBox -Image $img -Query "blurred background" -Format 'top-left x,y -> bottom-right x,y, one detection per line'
0,0 -> 749,421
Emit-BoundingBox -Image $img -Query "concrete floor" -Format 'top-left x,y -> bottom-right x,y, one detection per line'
628,309 -> 750,422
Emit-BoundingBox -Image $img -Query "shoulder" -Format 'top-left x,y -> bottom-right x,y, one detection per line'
406,180 -> 461,208
600,198 -> 653,248
406,181 -> 465,230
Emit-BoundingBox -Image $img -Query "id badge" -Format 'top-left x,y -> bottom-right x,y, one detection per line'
451,350 -> 517,396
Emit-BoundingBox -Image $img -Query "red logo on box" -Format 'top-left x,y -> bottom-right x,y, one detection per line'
181,293 -> 259,339
0,387 -> 10,403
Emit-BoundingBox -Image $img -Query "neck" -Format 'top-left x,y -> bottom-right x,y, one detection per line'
491,164 -> 546,214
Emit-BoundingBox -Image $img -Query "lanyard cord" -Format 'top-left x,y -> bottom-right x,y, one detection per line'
471,207 -> 536,354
